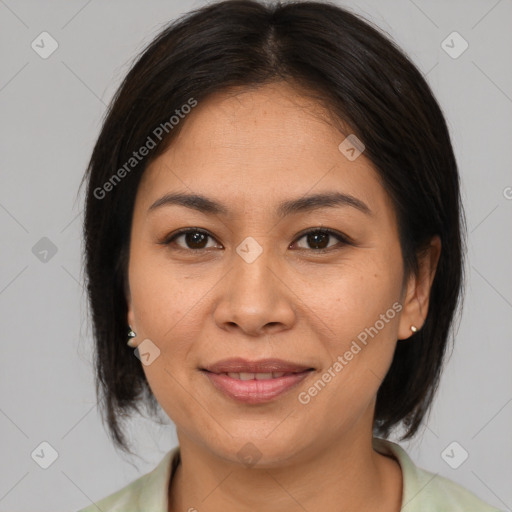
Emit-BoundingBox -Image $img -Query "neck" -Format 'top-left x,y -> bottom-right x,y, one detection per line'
168,426 -> 402,512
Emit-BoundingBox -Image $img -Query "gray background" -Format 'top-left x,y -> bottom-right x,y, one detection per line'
0,0 -> 511,511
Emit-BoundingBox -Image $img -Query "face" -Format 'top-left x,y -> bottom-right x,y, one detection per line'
126,82 -> 423,466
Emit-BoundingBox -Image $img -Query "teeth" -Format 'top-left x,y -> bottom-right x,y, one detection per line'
255,373 -> 273,380
225,372 -> 289,380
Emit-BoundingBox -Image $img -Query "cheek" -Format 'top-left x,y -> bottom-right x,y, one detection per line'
128,245 -> 219,366
129,245 -> 202,337
129,255 -> 207,426
308,252 -> 403,343
296,269 -> 403,432
304,255 -> 403,410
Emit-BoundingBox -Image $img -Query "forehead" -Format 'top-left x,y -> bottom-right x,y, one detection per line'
136,82 -> 391,219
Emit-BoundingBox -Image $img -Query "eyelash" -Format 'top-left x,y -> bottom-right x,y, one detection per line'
160,227 -> 353,253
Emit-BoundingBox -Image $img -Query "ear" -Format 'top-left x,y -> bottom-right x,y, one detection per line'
125,275 -> 136,332
127,301 -> 136,332
397,235 -> 441,340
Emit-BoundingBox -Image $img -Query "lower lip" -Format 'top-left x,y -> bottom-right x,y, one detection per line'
202,370 -> 313,404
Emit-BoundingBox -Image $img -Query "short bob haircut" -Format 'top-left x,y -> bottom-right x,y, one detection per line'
80,0 -> 465,454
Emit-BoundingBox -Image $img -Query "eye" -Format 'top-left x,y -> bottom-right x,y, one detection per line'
291,228 -> 351,252
160,227 -> 352,252
161,228 -> 221,251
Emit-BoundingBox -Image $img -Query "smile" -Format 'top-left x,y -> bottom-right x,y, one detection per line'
201,369 -> 314,403
224,371 -> 292,380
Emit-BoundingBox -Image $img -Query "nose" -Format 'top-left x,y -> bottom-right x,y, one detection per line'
212,243 -> 296,337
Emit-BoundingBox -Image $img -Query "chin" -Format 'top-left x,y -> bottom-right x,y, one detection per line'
207,431 -> 309,469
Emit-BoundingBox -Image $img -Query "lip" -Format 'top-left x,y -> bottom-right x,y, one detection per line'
200,358 -> 315,404
202,370 -> 313,404
201,357 -> 314,374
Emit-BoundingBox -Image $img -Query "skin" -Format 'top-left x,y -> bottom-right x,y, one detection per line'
126,81 -> 441,512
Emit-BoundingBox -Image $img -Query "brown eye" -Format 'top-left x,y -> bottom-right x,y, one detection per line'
161,227 -> 351,253
293,229 -> 350,251
164,229 -> 219,250
181,231 -> 209,249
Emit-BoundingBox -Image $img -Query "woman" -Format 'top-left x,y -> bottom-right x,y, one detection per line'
77,0 -> 503,510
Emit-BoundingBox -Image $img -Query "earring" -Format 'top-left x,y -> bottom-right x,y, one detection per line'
127,327 -> 137,347
410,325 -> 418,333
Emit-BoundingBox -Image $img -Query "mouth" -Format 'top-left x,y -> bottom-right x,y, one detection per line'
201,357 -> 314,375
200,358 -> 315,404
208,371 -> 306,380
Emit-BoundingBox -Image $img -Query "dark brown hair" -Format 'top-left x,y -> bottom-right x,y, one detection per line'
80,0 -> 465,454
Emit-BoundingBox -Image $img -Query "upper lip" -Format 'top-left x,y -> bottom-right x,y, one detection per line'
201,358 -> 314,374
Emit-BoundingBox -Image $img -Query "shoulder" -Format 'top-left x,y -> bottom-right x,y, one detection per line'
75,447 -> 179,512
372,438 -> 504,512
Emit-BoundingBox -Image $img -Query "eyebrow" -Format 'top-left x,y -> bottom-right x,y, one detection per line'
148,191 -> 372,217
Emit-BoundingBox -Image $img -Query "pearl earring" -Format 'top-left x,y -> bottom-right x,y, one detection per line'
127,327 -> 137,347
410,325 -> 418,333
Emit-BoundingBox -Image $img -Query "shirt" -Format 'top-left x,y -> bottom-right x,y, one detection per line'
76,437 -> 503,511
